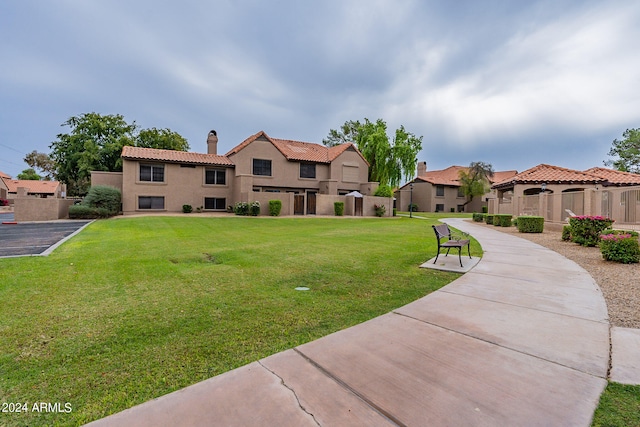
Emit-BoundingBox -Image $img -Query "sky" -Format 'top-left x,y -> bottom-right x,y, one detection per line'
1,0 -> 639,181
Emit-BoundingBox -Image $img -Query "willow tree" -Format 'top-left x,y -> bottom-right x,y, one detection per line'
458,161 -> 494,207
324,118 -> 423,188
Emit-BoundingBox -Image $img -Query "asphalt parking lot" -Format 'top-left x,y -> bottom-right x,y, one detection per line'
0,215 -> 92,257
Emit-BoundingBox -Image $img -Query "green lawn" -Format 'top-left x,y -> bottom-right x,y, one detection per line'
0,215 -> 477,426
592,382 -> 640,427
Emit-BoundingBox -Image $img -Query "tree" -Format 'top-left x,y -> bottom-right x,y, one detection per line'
17,168 -> 42,180
136,128 -> 189,151
324,118 -> 423,187
458,161 -> 494,207
605,128 -> 640,173
24,151 -> 56,180
49,112 -> 190,196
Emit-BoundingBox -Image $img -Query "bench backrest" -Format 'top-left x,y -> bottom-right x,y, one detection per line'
432,224 -> 451,241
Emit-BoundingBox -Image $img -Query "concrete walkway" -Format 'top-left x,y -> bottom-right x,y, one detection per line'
87,218 -> 610,426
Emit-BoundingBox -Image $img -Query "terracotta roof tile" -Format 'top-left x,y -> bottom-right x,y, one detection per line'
225,130 -> 368,165
0,171 -> 11,179
121,146 -> 233,166
2,177 -> 60,194
411,166 -> 516,187
493,164 -> 605,189
584,167 -> 640,186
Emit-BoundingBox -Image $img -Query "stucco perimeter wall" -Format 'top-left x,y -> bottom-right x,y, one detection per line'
320,195 -> 392,217
243,192 -> 295,216
14,198 -> 75,221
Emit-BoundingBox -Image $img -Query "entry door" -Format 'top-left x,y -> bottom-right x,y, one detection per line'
294,195 -> 305,215
355,198 -> 363,216
307,192 -> 317,215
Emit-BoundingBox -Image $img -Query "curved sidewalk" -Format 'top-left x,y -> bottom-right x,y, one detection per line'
87,218 -> 610,426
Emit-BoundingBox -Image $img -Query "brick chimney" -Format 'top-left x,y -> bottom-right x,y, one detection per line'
417,161 -> 427,176
207,130 -> 218,155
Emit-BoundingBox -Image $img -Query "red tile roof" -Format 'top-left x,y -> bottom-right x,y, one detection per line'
410,166 -> 517,187
2,177 -> 60,194
225,130 -> 368,165
584,167 -> 640,186
121,146 -> 233,166
493,164 -> 605,189
0,171 -> 11,179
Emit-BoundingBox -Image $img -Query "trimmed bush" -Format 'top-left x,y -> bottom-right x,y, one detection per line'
374,185 -> 393,198
485,214 -> 494,225
562,225 -> 572,241
82,185 -> 121,215
472,213 -> 485,222
408,203 -> 418,212
517,216 -> 544,233
234,202 -> 249,216
374,204 -> 386,217
68,205 -> 111,219
600,233 -> 640,263
334,202 -> 344,216
0,199 -> 9,206
249,201 -> 260,216
494,214 -> 513,227
182,204 -> 193,213
568,216 -> 614,247
268,200 -> 282,216
482,206 -> 488,213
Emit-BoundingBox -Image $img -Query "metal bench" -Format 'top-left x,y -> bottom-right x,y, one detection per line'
432,223 -> 471,267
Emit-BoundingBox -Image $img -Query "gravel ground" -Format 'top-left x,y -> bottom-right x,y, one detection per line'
477,222 -> 640,329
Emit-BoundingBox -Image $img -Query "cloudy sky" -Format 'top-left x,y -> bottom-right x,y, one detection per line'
1,0 -> 639,180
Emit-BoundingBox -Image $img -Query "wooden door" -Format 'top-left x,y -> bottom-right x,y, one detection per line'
307,192 -> 317,215
294,195 -> 305,215
355,197 -> 363,216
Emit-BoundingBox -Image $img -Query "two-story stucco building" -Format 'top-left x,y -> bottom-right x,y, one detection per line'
92,130 -> 390,216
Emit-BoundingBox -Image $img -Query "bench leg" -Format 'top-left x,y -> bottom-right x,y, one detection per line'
457,247 -> 463,267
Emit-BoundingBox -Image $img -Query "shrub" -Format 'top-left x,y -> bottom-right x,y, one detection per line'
393,208 -> 397,217
472,213 -> 485,222
234,202 -> 249,216
0,199 -> 8,206
82,185 -> 121,215
334,202 -> 344,216
268,200 -> 282,216
408,203 -> 418,212
68,205 -> 111,219
482,206 -> 488,213
494,214 -> 513,227
562,225 -> 572,241
182,204 -> 193,213
600,233 -> 640,263
485,214 -> 494,225
568,216 -> 614,247
249,201 -> 261,216
517,216 -> 544,233
374,185 -> 393,198
374,204 -> 386,217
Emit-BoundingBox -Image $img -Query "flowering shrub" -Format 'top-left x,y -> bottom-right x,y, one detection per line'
0,199 -> 8,206
249,201 -> 261,216
568,216 -> 614,247
599,232 -> 640,263
374,204 -> 386,217
234,202 -> 249,216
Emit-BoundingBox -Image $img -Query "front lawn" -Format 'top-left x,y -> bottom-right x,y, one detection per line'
0,215 -> 474,426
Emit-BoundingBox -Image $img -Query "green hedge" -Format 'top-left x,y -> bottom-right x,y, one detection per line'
472,213 -> 485,222
516,216 -> 544,233
334,202 -> 344,216
82,185 -> 121,216
268,200 -> 282,216
485,214 -> 494,225
68,205 -> 111,219
494,214 -> 513,227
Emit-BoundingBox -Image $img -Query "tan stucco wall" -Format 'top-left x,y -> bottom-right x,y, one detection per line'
91,171 -> 123,192
122,159 -> 234,214
14,198 -> 74,221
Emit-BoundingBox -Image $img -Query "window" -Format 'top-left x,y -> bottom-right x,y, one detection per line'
204,197 -> 226,210
435,203 -> 444,212
457,187 -> 465,198
205,168 -> 226,185
436,185 -> 445,197
253,159 -> 272,176
140,164 -> 164,182
300,163 -> 316,179
138,196 -> 164,210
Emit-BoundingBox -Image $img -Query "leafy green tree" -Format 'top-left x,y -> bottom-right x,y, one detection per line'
17,168 -> 42,180
458,161 -> 494,207
24,151 -> 56,180
136,128 -> 190,151
50,112 -> 190,196
325,118 -> 423,187
605,128 -> 640,173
